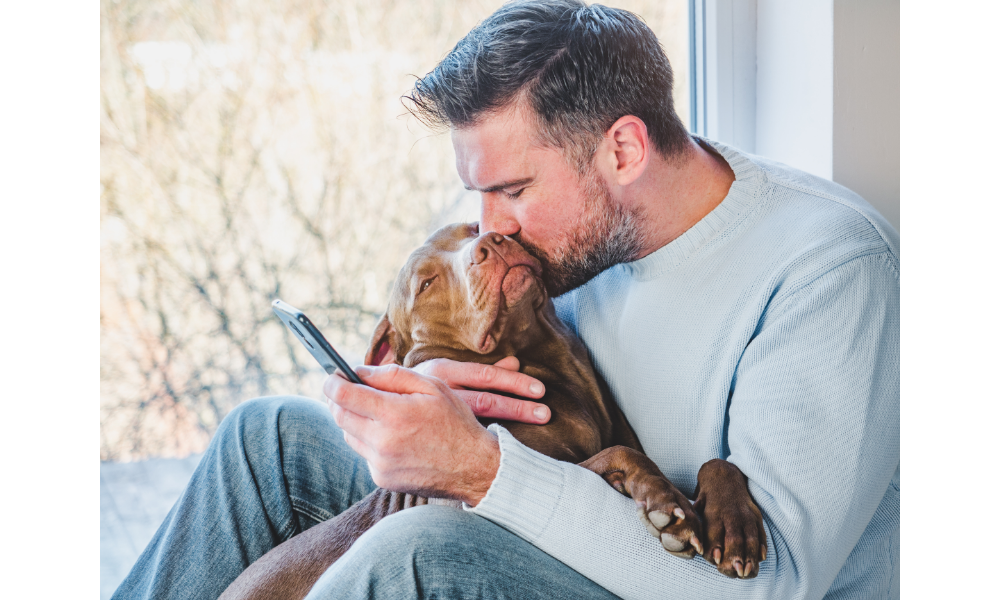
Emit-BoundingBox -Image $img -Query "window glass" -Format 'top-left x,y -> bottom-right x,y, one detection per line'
100,0 -> 690,460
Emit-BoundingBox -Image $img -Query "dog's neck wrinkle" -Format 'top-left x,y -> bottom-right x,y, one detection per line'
516,304 -> 615,434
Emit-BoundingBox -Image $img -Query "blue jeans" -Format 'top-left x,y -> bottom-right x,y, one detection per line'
112,396 -> 620,599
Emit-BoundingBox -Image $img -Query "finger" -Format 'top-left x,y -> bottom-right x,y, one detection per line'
457,390 -> 551,423
410,357 -> 459,382
493,356 -> 520,371
453,362 -> 546,398
323,372 -> 361,406
354,364 -> 443,397
325,373 -> 391,420
341,429 -> 371,460
329,402 -> 374,442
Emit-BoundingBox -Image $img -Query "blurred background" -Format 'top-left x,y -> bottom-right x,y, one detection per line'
100,0 -> 690,463
100,1 -> 688,595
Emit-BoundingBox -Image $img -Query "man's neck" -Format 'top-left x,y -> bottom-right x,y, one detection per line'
626,137 -> 736,260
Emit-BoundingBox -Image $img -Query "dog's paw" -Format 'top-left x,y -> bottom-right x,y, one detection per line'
694,460 -> 767,579
632,477 -> 704,559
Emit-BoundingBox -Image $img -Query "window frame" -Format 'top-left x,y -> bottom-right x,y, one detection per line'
688,0 -> 758,154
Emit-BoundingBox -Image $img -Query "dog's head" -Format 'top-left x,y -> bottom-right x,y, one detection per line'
366,223 -> 547,368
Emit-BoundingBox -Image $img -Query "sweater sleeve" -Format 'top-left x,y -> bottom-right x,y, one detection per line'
466,252 -> 899,599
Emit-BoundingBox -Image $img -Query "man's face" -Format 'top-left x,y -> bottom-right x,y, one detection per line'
452,106 -> 645,297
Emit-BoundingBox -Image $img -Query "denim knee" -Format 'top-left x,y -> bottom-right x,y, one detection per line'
304,505 -> 475,598
366,503 -> 475,553
305,504 -> 614,600
220,395 -> 325,430
215,396 -> 325,445
347,506 -> 495,577
334,504 -> 478,574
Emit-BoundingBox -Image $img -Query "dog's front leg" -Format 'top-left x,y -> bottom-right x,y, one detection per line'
693,458 -> 767,579
579,446 -> 704,559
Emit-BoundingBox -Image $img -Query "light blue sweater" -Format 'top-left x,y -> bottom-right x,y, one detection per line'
466,140 -> 900,599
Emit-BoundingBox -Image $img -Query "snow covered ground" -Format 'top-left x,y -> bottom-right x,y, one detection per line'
100,454 -> 201,599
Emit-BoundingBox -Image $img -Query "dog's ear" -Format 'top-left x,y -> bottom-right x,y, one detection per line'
365,313 -> 399,366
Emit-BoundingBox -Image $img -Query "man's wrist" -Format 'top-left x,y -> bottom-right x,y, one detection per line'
462,428 -> 501,507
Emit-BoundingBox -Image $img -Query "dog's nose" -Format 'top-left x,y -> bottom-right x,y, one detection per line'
472,232 -> 505,264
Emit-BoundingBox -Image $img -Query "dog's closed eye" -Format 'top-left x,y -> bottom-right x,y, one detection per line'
418,276 -> 436,295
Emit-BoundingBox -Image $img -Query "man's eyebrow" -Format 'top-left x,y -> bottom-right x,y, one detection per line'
463,178 -> 532,193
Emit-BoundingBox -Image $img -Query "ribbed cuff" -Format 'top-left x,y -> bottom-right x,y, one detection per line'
463,424 -> 567,542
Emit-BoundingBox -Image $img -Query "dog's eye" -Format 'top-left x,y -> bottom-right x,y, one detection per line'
418,277 -> 435,295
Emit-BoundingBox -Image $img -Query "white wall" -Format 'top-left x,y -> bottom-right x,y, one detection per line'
755,0 -> 834,180
832,0 -> 900,231
705,0 -> 900,231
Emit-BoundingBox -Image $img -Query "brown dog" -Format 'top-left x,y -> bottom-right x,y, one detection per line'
221,224 -> 766,600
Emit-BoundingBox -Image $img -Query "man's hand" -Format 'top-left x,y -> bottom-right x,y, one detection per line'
413,356 -> 550,424
325,364 -> 502,506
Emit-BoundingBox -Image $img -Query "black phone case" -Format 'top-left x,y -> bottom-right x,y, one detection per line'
271,299 -> 363,384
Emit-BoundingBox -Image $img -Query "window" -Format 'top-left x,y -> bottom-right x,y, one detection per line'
100,0 -> 693,461
688,0 -> 899,230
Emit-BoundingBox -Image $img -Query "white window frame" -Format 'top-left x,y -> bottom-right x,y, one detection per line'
688,0 -> 899,232
688,0 -> 757,154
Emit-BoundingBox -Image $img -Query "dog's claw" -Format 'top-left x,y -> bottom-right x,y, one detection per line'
690,534 -> 703,555
762,545 -> 767,561
733,558 -> 744,578
713,548 -> 722,565
639,506 -> 703,559
673,507 -> 685,520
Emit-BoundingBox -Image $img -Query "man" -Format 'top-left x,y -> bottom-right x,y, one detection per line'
114,1 -> 899,599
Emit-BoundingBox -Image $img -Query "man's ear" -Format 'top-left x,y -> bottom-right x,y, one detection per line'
365,313 -> 399,366
601,115 -> 650,186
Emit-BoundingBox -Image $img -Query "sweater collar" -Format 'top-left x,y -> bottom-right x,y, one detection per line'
621,138 -> 763,280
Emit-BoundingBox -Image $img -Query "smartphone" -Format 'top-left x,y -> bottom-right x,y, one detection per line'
271,299 -> 364,384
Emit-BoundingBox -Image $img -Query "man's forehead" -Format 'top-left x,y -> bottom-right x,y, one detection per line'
451,106 -> 549,190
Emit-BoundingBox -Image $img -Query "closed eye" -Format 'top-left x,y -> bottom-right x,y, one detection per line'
504,188 -> 525,200
417,276 -> 436,296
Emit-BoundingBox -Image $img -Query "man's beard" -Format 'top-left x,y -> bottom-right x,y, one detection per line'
515,168 -> 648,298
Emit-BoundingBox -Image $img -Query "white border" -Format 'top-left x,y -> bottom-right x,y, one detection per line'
1,0 -> 95,595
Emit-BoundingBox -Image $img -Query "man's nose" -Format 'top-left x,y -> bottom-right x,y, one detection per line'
479,195 -> 520,237
472,232 -> 506,265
